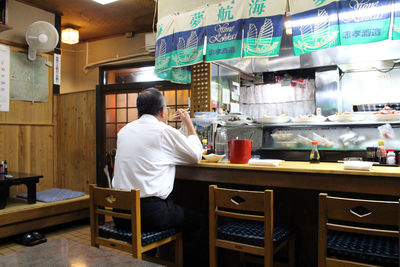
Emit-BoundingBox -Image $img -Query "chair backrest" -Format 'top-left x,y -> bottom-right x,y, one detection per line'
90,184 -> 142,257
209,185 -> 274,265
318,193 -> 400,266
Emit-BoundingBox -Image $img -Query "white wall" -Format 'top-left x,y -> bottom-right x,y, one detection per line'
158,0 -> 220,18
61,33 -> 154,93
0,0 -> 54,44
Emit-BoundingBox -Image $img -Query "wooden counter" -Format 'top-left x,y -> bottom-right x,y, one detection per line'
176,161 -> 400,196
176,161 -> 400,266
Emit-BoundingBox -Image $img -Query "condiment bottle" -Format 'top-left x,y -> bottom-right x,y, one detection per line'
202,139 -> 208,155
377,140 -> 386,164
387,149 -> 396,165
310,141 -> 320,163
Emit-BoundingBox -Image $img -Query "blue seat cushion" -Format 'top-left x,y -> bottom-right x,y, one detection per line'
327,230 -> 398,266
99,221 -> 178,246
217,221 -> 295,247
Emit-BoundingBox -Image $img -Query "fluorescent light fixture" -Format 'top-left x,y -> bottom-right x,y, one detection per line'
92,0 -> 118,4
61,28 -> 79,44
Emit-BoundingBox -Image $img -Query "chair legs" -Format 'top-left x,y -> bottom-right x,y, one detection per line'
175,233 -> 183,267
288,234 -> 296,267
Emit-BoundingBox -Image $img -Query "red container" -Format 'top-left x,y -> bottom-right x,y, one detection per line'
228,139 -> 252,164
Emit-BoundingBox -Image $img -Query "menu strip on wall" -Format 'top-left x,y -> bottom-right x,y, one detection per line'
0,44 -> 9,112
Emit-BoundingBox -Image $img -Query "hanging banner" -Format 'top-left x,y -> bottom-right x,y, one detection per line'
205,0 -> 245,62
393,0 -> 400,40
290,0 -> 340,55
338,0 -> 391,46
155,15 -> 175,75
172,6 -> 206,67
242,0 -> 286,58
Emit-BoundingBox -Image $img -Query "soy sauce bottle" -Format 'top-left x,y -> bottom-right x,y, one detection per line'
310,141 -> 320,163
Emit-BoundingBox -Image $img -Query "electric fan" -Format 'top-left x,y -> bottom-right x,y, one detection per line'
25,21 -> 59,61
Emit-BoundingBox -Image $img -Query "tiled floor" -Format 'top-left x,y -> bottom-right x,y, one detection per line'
0,218 -> 130,257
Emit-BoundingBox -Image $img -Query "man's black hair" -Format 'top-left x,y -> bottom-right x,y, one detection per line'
137,88 -> 166,117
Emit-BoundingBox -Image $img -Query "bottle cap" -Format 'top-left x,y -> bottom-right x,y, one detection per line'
202,139 -> 207,144
388,149 -> 395,152
312,141 -> 318,145
378,140 -> 385,146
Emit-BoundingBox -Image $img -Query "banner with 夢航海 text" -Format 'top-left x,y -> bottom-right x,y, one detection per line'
290,0 -> 340,55
338,0 -> 391,46
172,6 -> 207,68
155,15 -> 175,75
205,0 -> 245,62
393,0 -> 400,40
242,0 -> 286,58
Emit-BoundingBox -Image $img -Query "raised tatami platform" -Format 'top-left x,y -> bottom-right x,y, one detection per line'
0,195 -> 89,239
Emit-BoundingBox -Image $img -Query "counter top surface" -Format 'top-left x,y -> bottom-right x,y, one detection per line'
189,160 -> 400,177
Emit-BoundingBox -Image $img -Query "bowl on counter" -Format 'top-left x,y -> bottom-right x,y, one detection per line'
203,154 -> 225,162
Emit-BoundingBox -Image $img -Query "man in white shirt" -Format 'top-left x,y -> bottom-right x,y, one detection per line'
112,88 -> 206,266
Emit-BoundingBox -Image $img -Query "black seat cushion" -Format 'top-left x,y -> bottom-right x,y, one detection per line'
217,221 -> 295,247
327,230 -> 398,266
99,221 -> 178,246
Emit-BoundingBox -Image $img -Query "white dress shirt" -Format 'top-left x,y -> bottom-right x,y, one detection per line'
112,114 -> 203,199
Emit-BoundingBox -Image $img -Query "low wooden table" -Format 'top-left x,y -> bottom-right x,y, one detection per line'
0,172 -> 43,209
0,238 -> 161,267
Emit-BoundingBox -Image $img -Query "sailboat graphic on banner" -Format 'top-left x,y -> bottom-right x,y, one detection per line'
177,31 -> 201,64
244,18 -> 279,56
294,9 -> 338,53
156,39 -> 169,70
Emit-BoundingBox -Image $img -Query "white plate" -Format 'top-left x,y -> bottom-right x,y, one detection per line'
371,114 -> 400,121
255,116 -> 291,124
292,115 -> 326,123
328,114 -> 365,122
203,154 -> 225,162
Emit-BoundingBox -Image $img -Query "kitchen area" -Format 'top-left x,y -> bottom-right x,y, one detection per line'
149,0 -> 400,265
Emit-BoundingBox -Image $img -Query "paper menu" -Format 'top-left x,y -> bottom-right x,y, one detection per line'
0,44 -> 9,112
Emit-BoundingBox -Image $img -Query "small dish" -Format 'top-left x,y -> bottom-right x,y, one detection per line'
203,154 -> 225,162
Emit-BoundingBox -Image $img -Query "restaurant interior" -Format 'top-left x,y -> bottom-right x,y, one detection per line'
1,0 -> 400,266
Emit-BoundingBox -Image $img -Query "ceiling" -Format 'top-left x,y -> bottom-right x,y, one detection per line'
21,0 -> 156,41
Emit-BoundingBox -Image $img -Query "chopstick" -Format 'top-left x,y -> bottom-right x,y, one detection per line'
168,108 -> 190,120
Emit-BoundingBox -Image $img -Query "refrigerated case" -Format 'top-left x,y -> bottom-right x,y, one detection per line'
259,121 -> 400,162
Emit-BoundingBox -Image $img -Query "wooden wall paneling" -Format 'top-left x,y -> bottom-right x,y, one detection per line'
0,125 -> 54,196
55,91 -> 96,193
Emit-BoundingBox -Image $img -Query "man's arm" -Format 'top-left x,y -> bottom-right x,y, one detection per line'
176,109 -> 197,136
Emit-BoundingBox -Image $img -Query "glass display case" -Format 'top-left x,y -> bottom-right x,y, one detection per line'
260,121 -> 400,162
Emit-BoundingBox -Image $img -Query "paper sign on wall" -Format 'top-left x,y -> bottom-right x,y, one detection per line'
0,44 -> 9,112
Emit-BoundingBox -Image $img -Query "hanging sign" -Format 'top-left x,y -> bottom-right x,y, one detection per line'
205,0 -> 244,62
155,15 -> 175,75
172,6 -> 207,68
393,0 -> 400,40
242,0 -> 286,58
338,0 -> 391,46
290,0 -> 340,55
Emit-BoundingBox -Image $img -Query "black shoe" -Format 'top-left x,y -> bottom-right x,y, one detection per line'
16,232 -> 47,246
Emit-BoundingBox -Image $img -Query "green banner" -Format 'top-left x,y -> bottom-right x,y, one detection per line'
338,0 -> 391,46
393,0 -> 400,40
291,1 -> 340,55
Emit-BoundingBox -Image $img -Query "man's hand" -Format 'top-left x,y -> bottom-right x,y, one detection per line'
176,109 -> 197,136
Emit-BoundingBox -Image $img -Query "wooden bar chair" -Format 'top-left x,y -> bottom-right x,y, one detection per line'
318,193 -> 400,267
209,185 -> 296,267
90,184 -> 183,267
